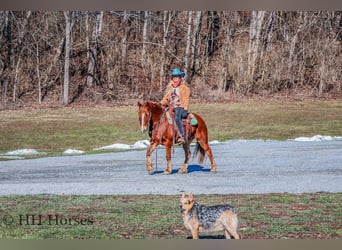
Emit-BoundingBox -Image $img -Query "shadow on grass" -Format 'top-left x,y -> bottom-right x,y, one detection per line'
186,235 -> 238,239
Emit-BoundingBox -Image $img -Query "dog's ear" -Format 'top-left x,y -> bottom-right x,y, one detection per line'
189,192 -> 194,201
181,192 -> 185,199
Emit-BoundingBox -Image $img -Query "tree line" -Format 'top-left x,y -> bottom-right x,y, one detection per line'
0,11 -> 341,107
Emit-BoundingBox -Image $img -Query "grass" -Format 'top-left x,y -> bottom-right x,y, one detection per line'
0,100 -> 341,156
0,193 -> 341,239
0,105 -> 146,156
0,100 -> 341,239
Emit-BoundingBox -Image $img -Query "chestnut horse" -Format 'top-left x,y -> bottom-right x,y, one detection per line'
138,101 -> 216,175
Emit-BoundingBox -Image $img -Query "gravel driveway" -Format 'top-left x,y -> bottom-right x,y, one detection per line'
0,140 -> 341,195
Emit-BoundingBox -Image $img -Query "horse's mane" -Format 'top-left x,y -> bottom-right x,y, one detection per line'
146,101 -> 163,112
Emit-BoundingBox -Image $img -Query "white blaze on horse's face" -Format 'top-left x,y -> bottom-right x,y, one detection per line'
140,113 -> 146,133
139,108 -> 149,134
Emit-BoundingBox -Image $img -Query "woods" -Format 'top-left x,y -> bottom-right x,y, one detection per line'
0,11 -> 341,108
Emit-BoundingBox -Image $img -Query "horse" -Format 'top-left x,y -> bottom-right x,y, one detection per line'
138,101 -> 216,175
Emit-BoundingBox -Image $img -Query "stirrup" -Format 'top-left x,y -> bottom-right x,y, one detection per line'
177,136 -> 185,145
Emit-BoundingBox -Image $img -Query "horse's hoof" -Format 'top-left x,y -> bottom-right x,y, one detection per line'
163,170 -> 172,175
178,169 -> 188,174
210,169 -> 217,173
147,170 -> 154,175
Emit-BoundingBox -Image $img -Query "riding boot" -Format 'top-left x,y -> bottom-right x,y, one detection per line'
177,135 -> 185,145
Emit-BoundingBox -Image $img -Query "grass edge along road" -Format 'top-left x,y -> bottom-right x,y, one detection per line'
1,100 -> 341,157
0,193 -> 341,239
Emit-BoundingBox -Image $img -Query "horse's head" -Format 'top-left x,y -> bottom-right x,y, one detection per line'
138,102 -> 151,133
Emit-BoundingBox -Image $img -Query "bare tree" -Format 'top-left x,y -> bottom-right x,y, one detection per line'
189,11 -> 202,83
12,11 -> 32,102
184,11 -> 193,75
141,11 -> 149,72
159,11 -> 172,89
247,11 -> 265,88
121,11 -> 129,69
63,11 -> 72,105
0,11 -> 341,107
86,11 -> 104,88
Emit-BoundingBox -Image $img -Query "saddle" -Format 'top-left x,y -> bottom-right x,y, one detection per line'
165,108 -> 198,143
165,110 -> 197,126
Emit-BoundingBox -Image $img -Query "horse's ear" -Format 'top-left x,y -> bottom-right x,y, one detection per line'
138,102 -> 141,107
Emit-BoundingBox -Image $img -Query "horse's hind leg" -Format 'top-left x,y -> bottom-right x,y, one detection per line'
198,140 -> 217,173
146,142 -> 158,174
164,144 -> 173,174
178,143 -> 191,174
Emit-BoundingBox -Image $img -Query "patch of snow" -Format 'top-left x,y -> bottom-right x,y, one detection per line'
93,140 -> 151,151
63,149 -> 85,155
291,135 -> 342,142
131,140 -> 150,149
93,143 -> 132,151
209,140 -> 220,145
3,149 -> 43,156
0,155 -> 24,160
93,139 -> 225,151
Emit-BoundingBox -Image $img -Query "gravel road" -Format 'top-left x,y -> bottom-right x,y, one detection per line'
0,140 -> 341,195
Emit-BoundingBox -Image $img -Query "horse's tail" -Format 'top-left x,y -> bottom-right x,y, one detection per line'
193,142 -> 206,164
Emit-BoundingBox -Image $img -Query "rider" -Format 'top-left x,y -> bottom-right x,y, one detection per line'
160,68 -> 190,144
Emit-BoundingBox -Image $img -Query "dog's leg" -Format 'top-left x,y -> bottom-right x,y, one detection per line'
191,228 -> 199,240
224,230 -> 232,239
227,229 -> 240,239
222,211 -> 240,239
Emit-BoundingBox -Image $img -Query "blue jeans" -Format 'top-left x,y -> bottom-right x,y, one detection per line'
175,107 -> 188,138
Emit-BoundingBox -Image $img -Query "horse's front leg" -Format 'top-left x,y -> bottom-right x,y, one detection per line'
178,143 -> 191,174
146,142 -> 158,175
164,143 -> 173,175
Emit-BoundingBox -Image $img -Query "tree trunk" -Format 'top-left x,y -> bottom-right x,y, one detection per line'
247,11 -> 265,88
12,11 -> 31,103
159,11 -> 171,89
184,11 -> 193,75
141,11 -> 149,71
12,55 -> 21,102
85,12 -> 90,59
87,11 -> 104,87
36,43 -> 42,104
121,11 -> 128,70
63,11 -> 71,105
4,11 -> 12,70
189,11 -> 202,83
221,12 -> 234,92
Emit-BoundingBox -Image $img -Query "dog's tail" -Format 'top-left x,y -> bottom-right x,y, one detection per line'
193,142 -> 206,164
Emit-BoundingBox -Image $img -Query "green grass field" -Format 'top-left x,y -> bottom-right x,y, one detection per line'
0,193 -> 341,239
1,100 -> 341,156
0,100 -> 341,239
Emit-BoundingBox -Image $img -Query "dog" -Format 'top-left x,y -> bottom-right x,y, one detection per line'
180,192 -> 240,239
